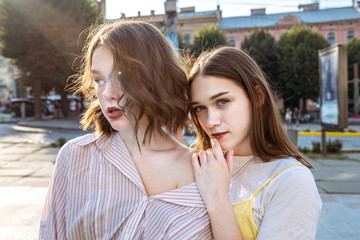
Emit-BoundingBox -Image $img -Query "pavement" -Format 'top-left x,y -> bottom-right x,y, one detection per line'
0,118 -> 360,239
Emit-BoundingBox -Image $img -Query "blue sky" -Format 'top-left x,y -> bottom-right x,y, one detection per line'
105,0 -> 353,19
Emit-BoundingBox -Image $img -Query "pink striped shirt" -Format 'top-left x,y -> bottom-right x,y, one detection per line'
39,133 -> 213,239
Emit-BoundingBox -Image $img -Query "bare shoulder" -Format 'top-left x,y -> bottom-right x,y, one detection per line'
173,145 -> 198,187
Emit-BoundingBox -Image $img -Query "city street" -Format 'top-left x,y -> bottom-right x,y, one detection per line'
0,123 -> 84,144
0,123 -> 84,239
1,0 -> 359,239
0,121 -> 360,239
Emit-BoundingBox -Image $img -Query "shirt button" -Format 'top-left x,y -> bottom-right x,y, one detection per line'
124,233 -> 130,240
143,196 -> 147,201
40,220 -> 46,228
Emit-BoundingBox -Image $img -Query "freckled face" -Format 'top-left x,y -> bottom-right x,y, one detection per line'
91,46 -> 133,132
191,75 -> 253,156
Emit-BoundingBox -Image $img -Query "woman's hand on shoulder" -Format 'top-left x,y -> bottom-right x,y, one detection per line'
192,138 -> 234,210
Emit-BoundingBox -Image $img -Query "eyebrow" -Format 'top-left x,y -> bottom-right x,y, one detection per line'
91,69 -> 113,79
191,91 -> 230,105
91,69 -> 101,75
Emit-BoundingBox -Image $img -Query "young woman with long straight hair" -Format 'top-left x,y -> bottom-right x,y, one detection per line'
188,47 -> 321,240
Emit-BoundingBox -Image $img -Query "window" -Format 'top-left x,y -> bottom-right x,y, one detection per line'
184,34 -> 191,45
347,30 -> 355,42
327,32 -> 335,45
228,39 -> 236,47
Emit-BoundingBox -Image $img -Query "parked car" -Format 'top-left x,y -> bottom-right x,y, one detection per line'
10,98 -> 49,117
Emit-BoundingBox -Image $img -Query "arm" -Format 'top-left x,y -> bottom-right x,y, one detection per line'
257,167 -> 322,240
192,139 -> 243,240
39,143 -> 70,239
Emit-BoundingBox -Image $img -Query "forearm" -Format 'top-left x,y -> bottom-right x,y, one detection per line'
206,196 -> 243,240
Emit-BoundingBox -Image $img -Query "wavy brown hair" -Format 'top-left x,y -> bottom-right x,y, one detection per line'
187,47 -> 312,168
72,20 -> 189,144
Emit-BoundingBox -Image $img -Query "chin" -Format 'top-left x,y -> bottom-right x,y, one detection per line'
219,142 -> 232,151
109,121 -> 132,132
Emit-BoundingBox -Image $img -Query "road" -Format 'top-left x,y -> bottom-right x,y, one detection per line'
1,123 -> 360,150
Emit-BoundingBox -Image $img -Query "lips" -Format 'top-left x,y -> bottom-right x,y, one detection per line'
211,132 -> 228,140
107,106 -> 124,119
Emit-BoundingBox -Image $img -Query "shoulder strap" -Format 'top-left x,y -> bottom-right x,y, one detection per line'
252,163 -> 304,197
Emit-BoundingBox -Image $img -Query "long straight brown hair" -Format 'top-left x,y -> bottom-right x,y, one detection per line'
187,47 -> 312,168
72,20 -> 189,145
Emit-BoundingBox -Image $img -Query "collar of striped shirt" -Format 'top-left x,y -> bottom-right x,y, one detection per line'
70,132 -> 207,208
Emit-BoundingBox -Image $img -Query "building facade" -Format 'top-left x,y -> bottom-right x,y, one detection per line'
116,6 -> 222,45
220,3 -> 360,49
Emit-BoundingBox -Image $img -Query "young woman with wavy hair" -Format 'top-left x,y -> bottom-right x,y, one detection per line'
40,21 -> 213,239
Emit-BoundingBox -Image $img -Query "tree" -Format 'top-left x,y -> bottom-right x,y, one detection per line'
277,26 -> 330,111
241,28 -> 279,90
347,38 -> 360,113
191,25 -> 227,57
347,38 -> 360,80
0,0 -> 98,119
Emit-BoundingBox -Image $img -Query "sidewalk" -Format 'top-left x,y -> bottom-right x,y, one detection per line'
0,118 -> 360,239
17,116 -> 83,131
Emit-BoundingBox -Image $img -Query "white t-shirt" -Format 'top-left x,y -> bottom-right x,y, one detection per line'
230,156 -> 322,240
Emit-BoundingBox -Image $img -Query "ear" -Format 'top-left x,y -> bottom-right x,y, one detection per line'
255,85 -> 265,108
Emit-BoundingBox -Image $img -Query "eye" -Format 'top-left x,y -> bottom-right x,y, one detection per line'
217,99 -> 229,106
93,78 -> 105,87
193,105 -> 206,113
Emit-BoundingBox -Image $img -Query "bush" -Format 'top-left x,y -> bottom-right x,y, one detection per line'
312,142 -> 321,153
299,147 -> 310,153
2,109 -> 11,114
327,139 -> 342,153
57,137 -> 67,147
311,140 -> 342,153
49,137 -> 67,148
348,128 -> 357,133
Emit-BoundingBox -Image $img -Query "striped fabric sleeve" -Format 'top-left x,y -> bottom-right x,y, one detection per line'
39,142 -> 71,240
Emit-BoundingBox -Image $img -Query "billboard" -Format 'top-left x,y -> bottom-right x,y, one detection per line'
319,44 -> 348,129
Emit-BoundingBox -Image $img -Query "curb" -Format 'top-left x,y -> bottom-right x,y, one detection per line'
340,149 -> 360,153
299,132 -> 360,136
17,122 -> 83,131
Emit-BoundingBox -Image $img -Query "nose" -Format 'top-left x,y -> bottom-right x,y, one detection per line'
205,108 -> 221,129
103,80 -> 118,101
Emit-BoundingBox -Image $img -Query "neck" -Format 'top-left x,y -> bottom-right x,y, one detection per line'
230,137 -> 252,156
119,128 -> 181,157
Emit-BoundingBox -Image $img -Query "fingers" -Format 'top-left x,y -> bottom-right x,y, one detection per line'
210,138 -> 225,163
192,153 -> 200,170
226,150 -> 234,174
192,149 -> 215,170
199,150 -> 210,166
206,149 -> 216,162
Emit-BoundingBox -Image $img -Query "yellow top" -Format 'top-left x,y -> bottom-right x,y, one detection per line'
232,163 -> 304,240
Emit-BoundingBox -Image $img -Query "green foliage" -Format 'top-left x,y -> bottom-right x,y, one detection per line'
299,146 -> 310,153
311,139 -> 342,153
327,139 -> 342,153
177,31 -> 190,56
191,25 -> 227,57
347,38 -> 360,80
49,137 -> 68,148
0,0 -> 99,119
277,26 -> 330,109
347,38 -> 360,102
241,28 -> 279,89
304,152 -> 317,160
312,141 -> 321,153
2,109 -> 11,114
